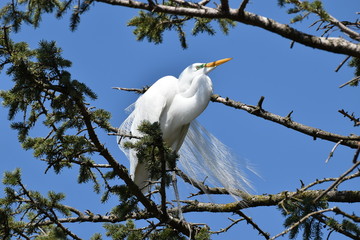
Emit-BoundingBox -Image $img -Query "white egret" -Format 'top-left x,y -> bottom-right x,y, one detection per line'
118,58 -> 251,196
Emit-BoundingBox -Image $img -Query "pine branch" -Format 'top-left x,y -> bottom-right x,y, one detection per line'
70,89 -> 198,238
23,190 -> 360,227
312,211 -> 360,239
269,208 -> 336,240
95,0 -> 360,57
17,180 -> 83,240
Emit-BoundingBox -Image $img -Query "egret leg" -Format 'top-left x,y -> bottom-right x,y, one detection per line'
172,171 -> 184,220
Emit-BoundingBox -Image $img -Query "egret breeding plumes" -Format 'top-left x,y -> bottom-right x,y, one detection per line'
118,58 -> 252,196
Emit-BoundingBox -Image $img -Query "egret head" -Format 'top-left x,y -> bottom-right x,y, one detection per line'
178,58 -> 232,90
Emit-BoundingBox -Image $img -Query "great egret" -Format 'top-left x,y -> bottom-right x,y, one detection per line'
118,58 -> 251,196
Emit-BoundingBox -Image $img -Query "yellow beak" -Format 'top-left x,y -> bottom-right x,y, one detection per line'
205,58 -> 232,68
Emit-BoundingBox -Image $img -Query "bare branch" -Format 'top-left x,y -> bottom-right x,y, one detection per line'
339,76 -> 360,88
333,206 -> 360,222
219,0 -> 229,12
236,211 -> 270,239
313,160 -> 360,203
238,0 -> 249,14
325,140 -> 343,163
329,15 -> 360,41
211,94 -> 360,149
334,55 -> 350,72
338,109 -> 360,126
300,171 -> 360,192
210,217 -> 244,234
112,86 -> 148,94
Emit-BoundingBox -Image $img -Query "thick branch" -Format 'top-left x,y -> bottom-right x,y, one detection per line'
179,190 -> 360,214
95,0 -> 360,57
32,190 -> 360,226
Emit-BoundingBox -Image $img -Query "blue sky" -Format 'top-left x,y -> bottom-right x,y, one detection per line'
1,1 -> 359,239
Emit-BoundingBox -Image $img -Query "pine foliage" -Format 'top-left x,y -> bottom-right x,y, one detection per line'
127,1 -> 236,49
278,0 -> 329,23
279,197 -> 328,239
124,121 -> 178,187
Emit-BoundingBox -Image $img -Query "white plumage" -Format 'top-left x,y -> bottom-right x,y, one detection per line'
118,58 -> 251,196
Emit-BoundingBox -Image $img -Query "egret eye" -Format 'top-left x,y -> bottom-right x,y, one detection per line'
195,64 -> 206,70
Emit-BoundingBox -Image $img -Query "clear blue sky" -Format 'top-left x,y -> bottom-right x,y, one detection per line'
0,1 -> 359,239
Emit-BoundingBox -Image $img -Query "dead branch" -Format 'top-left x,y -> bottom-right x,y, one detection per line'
338,109 -> 360,126
236,210 -> 270,239
313,160 -> 360,203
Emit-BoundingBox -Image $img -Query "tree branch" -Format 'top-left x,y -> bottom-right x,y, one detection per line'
211,95 -> 360,149
29,190 -> 360,227
95,0 -> 360,57
179,190 -> 360,214
236,210 -> 270,239
313,160 -> 360,203
219,0 -> 229,13
333,206 -> 360,223
114,87 -> 360,149
238,0 -> 249,14
72,92 -> 198,237
18,181 -> 83,240
269,208 -> 336,240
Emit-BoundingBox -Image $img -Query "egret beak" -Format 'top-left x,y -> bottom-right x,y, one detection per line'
205,58 -> 232,68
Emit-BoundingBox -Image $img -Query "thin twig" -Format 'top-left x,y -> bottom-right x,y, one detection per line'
236,211 -> 270,239
338,109 -> 360,126
109,132 -> 142,139
352,145 -> 360,163
210,217 -> 245,234
269,208 -> 335,240
325,140 -> 343,163
313,160 -> 360,203
300,171 -> 360,192
334,56 -> 350,72
112,86 -> 148,94
339,76 -> 360,88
